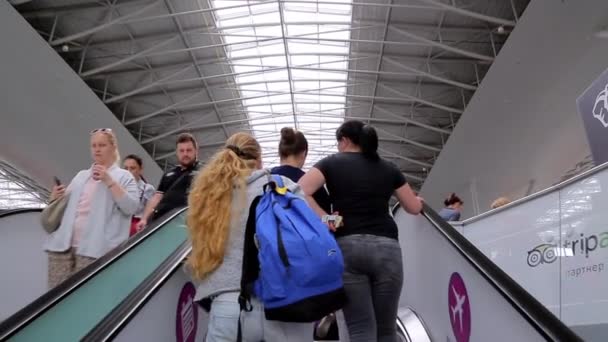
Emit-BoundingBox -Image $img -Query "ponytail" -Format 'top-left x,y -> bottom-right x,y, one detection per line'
186,132 -> 261,280
336,120 -> 379,161
359,125 -> 379,160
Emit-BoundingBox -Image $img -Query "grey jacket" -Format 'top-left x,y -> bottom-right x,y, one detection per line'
43,165 -> 139,258
193,169 -> 303,301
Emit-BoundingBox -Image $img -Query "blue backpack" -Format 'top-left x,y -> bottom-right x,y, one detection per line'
239,174 -> 346,323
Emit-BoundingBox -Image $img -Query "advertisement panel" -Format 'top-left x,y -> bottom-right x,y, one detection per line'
460,167 -> 608,340
395,209 -> 546,341
559,172 -> 608,333
462,193 -> 561,317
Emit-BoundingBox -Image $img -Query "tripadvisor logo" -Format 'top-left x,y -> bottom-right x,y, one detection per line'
527,232 -> 608,267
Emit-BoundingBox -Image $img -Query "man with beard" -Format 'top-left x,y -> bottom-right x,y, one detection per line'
136,133 -> 200,230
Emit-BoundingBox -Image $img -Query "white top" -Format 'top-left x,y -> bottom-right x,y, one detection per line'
71,177 -> 99,247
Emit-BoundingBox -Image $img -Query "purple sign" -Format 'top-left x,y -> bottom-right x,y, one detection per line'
448,272 -> 471,342
176,282 -> 198,342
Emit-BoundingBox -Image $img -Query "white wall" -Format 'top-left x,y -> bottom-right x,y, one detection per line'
0,2 -> 162,189
421,0 -> 608,218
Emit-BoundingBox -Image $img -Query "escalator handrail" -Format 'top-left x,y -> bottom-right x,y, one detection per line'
0,207 -> 188,340
394,203 -> 582,342
82,241 -> 192,341
0,207 -> 43,218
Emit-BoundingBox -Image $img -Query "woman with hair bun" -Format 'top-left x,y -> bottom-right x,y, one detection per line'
438,193 -> 463,221
271,127 -> 332,214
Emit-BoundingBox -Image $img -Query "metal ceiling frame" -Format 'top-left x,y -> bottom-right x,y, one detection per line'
22,0 -> 516,27
162,0 -> 233,138
101,0 -> 192,139
12,0 -> 524,181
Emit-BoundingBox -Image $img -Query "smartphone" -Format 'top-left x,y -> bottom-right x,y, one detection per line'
53,176 -> 62,186
322,214 -> 343,227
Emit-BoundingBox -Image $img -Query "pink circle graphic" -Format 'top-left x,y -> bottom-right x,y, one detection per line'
448,272 -> 471,342
176,282 -> 198,342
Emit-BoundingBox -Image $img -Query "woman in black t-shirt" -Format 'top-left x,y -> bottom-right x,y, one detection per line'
299,120 -> 422,342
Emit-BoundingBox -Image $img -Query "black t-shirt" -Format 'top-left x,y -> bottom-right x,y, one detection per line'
271,165 -> 332,214
154,161 -> 201,219
314,152 -> 406,240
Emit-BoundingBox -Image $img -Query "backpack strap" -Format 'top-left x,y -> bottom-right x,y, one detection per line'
264,174 -> 288,195
237,195 -> 262,342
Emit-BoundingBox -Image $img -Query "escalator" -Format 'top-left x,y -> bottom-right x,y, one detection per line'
393,204 -> 580,341
0,208 -> 191,341
0,205 -> 581,341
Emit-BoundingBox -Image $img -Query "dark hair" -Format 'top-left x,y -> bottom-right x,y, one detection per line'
177,133 -> 198,149
124,154 -> 143,167
124,154 -> 147,183
278,127 -> 308,159
444,193 -> 463,206
336,120 -> 379,160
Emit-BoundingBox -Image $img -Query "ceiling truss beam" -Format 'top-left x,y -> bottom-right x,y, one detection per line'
23,0 -> 515,27
60,21 -> 500,55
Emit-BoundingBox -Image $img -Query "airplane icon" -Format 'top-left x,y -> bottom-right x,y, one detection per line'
450,285 -> 467,332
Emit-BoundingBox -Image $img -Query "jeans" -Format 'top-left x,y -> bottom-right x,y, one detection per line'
205,292 -> 313,342
337,234 -> 404,342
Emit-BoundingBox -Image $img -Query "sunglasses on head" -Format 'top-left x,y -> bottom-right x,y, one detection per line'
91,128 -> 113,134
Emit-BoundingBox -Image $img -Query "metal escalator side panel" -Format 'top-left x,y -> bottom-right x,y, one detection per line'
82,242 -> 195,342
0,208 -> 188,342
394,204 -> 581,342
397,307 -> 431,342
0,209 -> 46,322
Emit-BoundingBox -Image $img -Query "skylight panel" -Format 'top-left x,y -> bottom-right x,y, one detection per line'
212,0 -> 352,168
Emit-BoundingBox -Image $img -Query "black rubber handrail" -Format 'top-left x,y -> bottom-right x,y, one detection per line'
396,203 -> 581,342
0,208 -> 43,218
0,207 -> 188,340
82,241 -> 192,341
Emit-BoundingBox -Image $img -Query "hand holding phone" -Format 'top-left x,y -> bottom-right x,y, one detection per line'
50,176 -> 65,201
322,213 -> 343,232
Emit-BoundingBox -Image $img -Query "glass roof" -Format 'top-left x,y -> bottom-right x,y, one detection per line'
212,0 -> 353,168
0,169 -> 46,210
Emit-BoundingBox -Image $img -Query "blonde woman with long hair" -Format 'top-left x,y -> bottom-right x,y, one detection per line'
187,132 -> 312,342
45,128 -> 139,288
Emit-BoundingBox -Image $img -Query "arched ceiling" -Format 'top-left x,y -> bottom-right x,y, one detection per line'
13,0 -> 529,189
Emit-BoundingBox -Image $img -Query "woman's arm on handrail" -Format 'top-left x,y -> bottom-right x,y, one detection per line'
395,183 -> 423,215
